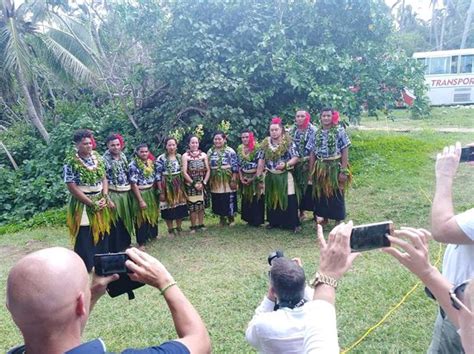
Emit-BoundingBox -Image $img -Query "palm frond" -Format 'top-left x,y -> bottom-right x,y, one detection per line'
37,32 -> 97,83
2,17 -> 34,81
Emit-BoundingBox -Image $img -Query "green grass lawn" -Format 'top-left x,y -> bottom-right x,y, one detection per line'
359,106 -> 474,130
1,112 -> 473,353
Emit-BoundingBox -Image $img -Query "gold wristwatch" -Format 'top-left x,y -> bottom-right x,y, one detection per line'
310,272 -> 338,289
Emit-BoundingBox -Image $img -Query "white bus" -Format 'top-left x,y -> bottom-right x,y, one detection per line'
413,48 -> 474,105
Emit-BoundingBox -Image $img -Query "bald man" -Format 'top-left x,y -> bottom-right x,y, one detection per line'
6,247 -> 211,354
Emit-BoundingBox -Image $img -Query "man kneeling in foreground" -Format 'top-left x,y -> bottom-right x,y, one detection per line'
6,247 -> 211,354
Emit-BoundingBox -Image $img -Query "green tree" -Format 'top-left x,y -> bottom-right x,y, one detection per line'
0,0 -> 102,143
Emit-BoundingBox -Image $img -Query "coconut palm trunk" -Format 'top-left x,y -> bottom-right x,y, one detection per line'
461,0 -> 474,49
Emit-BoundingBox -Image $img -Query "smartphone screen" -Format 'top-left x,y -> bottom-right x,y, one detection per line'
94,253 -> 129,276
350,221 -> 393,252
460,147 -> 474,162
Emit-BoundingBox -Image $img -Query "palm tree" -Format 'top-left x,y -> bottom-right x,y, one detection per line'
461,0 -> 474,48
0,0 -> 103,143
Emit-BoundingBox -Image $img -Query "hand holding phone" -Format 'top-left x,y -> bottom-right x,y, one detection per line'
350,221 -> 393,252
94,252 -> 130,276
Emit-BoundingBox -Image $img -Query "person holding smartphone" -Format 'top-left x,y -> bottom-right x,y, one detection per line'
6,247 -> 211,354
428,142 -> 474,354
382,228 -> 473,354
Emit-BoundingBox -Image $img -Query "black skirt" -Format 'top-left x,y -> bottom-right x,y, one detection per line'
241,194 -> 265,226
211,192 -> 238,217
299,185 -> 316,212
267,195 -> 300,229
161,204 -> 189,220
136,222 -> 158,246
74,226 -> 109,272
314,190 -> 346,220
109,219 -> 132,252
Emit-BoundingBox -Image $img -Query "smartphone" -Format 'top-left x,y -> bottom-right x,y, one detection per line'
350,221 -> 393,252
94,252 -> 130,276
460,146 -> 474,162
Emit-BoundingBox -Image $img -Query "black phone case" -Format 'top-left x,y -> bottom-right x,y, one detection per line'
107,273 -> 145,298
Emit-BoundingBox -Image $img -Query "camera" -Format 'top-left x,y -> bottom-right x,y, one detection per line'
268,250 -> 284,265
94,252 -> 130,276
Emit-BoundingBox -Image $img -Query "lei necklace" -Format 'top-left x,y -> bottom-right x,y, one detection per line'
291,125 -> 311,157
165,153 -> 182,174
67,150 -> 105,185
238,143 -> 259,163
261,135 -> 292,161
134,156 -> 154,178
208,145 -> 227,170
106,152 -> 128,184
315,125 -> 338,156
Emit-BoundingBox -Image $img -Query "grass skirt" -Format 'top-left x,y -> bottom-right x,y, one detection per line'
312,160 -> 352,199
163,174 -> 188,208
66,194 -> 111,246
293,159 -> 310,203
132,188 -> 159,228
265,171 -> 289,211
110,191 -> 135,238
210,168 -> 232,192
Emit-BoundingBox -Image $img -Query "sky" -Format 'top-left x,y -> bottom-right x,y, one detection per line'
385,0 -> 435,21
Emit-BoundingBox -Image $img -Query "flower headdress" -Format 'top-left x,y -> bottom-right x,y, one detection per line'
193,124 -> 204,140
332,111 -> 340,125
271,117 -> 282,125
248,132 -> 255,151
302,111 -> 311,129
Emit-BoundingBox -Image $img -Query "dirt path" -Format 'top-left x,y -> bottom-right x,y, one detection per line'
354,126 -> 474,133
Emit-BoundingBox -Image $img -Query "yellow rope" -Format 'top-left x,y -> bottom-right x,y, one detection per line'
342,188 -> 443,353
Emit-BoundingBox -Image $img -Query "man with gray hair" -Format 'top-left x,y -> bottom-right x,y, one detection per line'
246,221 -> 358,354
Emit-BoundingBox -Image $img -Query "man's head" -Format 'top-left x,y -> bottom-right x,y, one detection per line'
6,248 -> 91,345
73,129 -> 94,156
135,143 -> 149,161
269,258 -> 306,306
106,133 -> 123,157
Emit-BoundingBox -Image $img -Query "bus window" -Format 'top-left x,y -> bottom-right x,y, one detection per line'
417,58 -> 428,74
428,57 -> 449,74
461,55 -> 474,73
451,55 -> 459,73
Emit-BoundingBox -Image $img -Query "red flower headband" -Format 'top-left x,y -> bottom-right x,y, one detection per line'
90,135 -> 97,150
332,111 -> 340,125
271,117 -> 282,125
302,111 -> 311,129
115,133 -> 125,149
248,132 -> 255,151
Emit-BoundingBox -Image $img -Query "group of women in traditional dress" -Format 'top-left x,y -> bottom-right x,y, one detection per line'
64,107 -> 352,270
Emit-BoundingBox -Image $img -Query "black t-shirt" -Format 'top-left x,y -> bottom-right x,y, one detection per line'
8,339 -> 190,354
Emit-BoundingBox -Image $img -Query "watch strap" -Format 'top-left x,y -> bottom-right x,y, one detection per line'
310,272 -> 338,289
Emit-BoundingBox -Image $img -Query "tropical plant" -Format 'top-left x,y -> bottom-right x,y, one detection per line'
0,0 -> 103,143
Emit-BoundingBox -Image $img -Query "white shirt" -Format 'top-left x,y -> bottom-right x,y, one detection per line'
245,287 -> 336,354
303,300 -> 339,354
442,209 -> 474,285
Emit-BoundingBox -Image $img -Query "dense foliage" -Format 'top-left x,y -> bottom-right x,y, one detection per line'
0,0 -> 429,224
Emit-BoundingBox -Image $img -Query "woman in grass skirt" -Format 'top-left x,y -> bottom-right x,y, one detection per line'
257,117 -> 301,233
238,130 -> 264,226
182,136 -> 210,233
129,143 -> 159,248
155,137 -> 189,237
208,131 -> 239,226
309,108 -> 352,225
